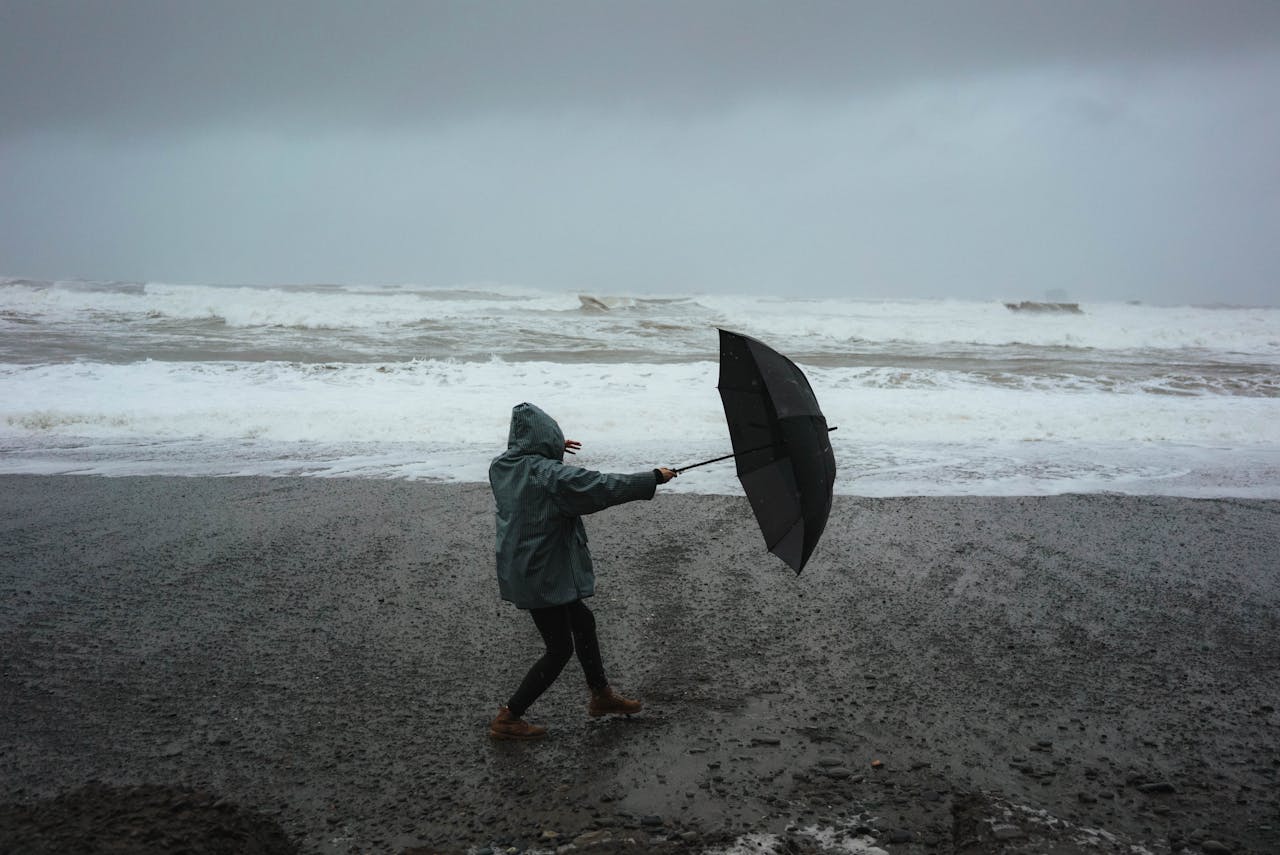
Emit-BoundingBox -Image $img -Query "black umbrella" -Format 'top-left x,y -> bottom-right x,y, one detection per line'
677,329 -> 836,573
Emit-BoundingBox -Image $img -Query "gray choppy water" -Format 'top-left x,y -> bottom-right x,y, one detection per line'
2,277 -> 1279,494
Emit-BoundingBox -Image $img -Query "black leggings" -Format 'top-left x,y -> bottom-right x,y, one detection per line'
506,599 -> 608,717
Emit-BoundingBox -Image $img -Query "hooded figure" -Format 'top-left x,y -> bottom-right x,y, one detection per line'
487,402 -> 676,739
490,402 -> 659,609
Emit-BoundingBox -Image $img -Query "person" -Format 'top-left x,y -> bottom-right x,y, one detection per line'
487,402 -> 677,740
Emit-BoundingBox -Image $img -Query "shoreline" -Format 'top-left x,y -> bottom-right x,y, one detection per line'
2,475 -> 1278,853
2,439 -> 1279,500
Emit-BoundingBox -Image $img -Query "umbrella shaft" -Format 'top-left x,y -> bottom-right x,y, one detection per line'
675,426 -> 836,474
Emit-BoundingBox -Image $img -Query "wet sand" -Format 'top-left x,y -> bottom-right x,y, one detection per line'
1,476 -> 1277,854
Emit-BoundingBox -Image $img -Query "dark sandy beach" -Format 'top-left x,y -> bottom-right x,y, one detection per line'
1,476 -> 1277,854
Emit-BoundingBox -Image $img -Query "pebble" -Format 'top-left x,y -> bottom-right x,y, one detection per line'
1200,842 -> 1232,854
1137,781 -> 1176,794
888,829 -> 912,843
992,825 -> 1026,841
640,815 -> 663,827
572,831 -> 611,847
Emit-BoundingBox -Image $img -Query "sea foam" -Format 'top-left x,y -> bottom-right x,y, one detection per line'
2,278 -> 1279,495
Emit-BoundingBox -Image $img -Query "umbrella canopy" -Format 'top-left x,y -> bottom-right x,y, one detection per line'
715,328 -> 836,573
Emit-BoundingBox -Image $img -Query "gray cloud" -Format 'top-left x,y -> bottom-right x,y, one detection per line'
2,1 -> 1278,304
3,1 -> 1279,136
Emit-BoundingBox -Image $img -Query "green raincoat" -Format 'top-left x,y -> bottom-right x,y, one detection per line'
489,403 -> 658,609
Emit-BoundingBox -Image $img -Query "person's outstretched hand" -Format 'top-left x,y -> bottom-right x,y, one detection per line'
656,467 -> 678,483
564,439 -> 582,455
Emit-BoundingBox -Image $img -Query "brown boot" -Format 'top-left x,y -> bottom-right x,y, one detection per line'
489,707 -> 547,740
588,686 -> 643,717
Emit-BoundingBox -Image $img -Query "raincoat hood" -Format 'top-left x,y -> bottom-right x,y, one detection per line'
506,402 -> 565,462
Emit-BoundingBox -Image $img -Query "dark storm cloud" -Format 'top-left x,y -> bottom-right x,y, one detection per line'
2,1 -> 1279,303
3,0 -> 1279,136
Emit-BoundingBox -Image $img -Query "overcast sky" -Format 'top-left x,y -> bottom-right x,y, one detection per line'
2,1 -> 1278,304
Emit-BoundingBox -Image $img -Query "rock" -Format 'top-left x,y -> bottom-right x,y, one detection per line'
1138,781 -> 1177,794
888,829 -> 912,843
816,767 -> 852,779
640,815 -> 663,827
1200,842 -> 1233,854
751,736 -> 781,746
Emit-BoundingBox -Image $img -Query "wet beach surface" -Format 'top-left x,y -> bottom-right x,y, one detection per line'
1,476 -> 1277,854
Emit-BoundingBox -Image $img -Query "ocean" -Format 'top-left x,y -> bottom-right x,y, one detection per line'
2,276 -> 1278,497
